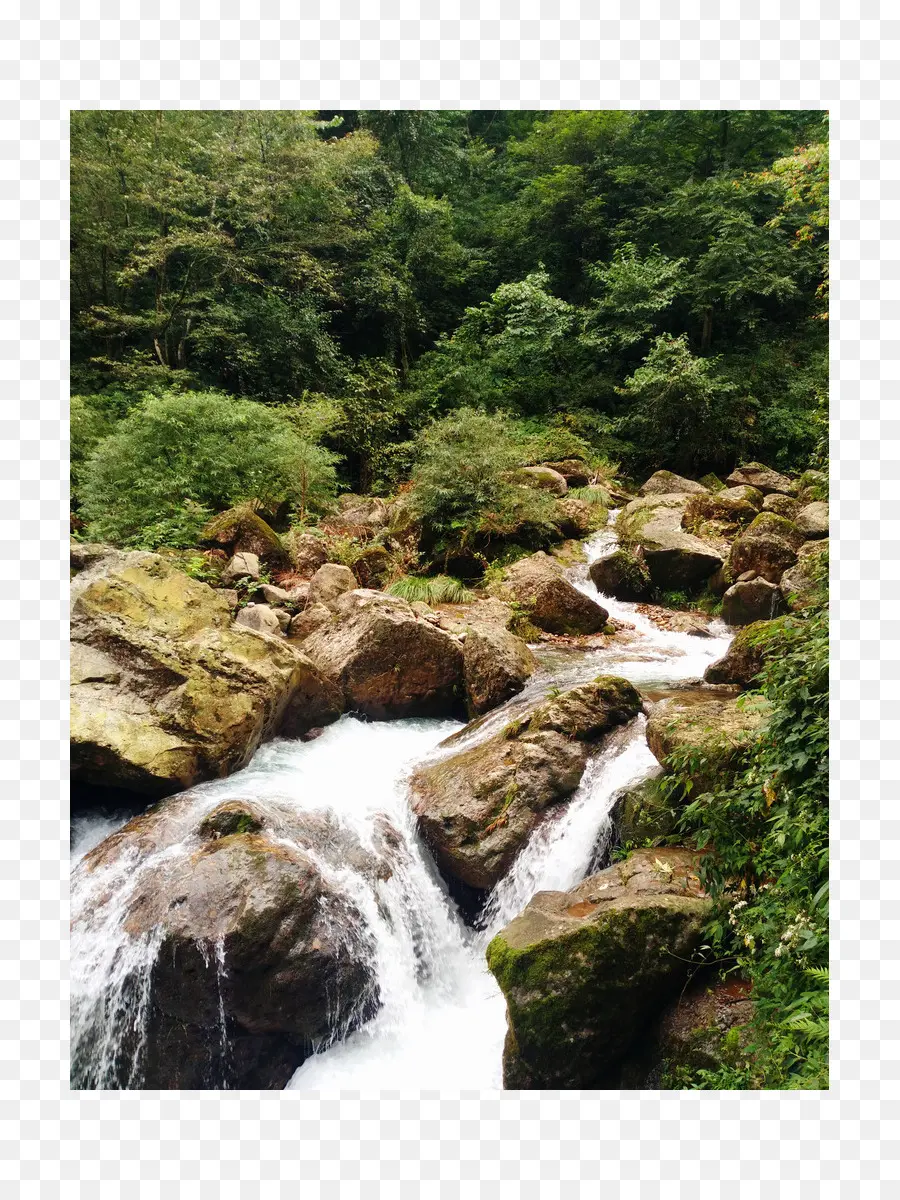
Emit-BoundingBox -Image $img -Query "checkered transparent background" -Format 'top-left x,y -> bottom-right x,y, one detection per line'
2,1 -> 897,1194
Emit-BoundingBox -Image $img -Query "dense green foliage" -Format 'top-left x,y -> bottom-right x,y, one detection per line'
661,577 -> 828,1089
79,391 -> 337,546
71,108 -> 827,543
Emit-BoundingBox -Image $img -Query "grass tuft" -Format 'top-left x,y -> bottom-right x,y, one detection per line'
386,574 -> 474,605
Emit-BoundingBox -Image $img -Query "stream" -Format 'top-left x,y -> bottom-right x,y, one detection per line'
70,515 -> 732,1090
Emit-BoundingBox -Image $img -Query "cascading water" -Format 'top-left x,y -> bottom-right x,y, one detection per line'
70,510 -> 733,1090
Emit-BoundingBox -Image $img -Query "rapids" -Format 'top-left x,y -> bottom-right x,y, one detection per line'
70,512 -> 732,1090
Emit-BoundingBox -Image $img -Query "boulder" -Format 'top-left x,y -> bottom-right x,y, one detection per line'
554,497 -> 600,538
351,544 -> 393,588
234,604 -> 283,637
288,602 -> 333,642
410,676 -> 642,891
589,549 -> 652,601
75,797 -> 401,1088
779,541 -> 828,611
220,588 -> 240,609
283,529 -> 328,577
646,696 -> 767,793
516,465 -> 568,496
611,776 -> 674,846
70,542 -> 119,574
201,506 -> 288,568
617,495 -> 724,589
462,623 -> 536,716
540,459 -> 592,487
722,485 -> 764,510
497,553 -> 609,635
704,619 -> 780,685
796,501 -> 829,539
307,562 -> 357,608
485,848 -> 712,1088
725,462 -> 796,496
70,554 -> 342,797
222,552 -> 260,585
722,579 -> 787,626
638,471 -> 709,497
698,473 -> 726,492
665,612 -> 712,638
619,975 -> 754,1087
761,493 -> 802,521
302,589 -> 465,720
727,513 -> 803,585
681,491 -> 759,542
258,583 -> 293,606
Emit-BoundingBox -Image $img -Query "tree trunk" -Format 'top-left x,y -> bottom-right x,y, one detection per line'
701,308 -> 713,353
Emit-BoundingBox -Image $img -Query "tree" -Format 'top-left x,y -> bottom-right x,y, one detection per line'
617,335 -> 753,474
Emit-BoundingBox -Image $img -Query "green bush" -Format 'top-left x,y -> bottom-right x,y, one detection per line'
667,588 -> 828,1089
408,408 -> 561,563
79,390 -> 339,546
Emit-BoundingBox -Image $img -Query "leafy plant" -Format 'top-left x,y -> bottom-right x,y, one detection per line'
386,574 -> 474,604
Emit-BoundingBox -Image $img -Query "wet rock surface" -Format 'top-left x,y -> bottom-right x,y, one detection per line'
486,847 -> 712,1088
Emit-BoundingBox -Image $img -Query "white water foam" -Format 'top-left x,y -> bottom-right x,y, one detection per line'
71,510 -> 732,1091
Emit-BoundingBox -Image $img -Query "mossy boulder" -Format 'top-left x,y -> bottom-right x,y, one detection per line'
617,495 -> 724,589
462,622 -> 536,716
797,469 -> 828,504
646,696 -> 768,794
727,513 -> 803,585
589,549 -> 652,601
307,562 -> 357,608
201,505 -> 289,568
611,775 -> 675,845
540,459 -> 592,487
722,579 -> 787,625
486,848 -> 712,1088
725,462 -> 797,496
720,484 -> 764,510
761,493 -> 802,521
302,589 -> 466,720
495,553 -> 609,635
638,471 -> 709,497
410,676 -> 642,891
704,619 -> 781,686
554,496 -> 606,538
681,491 -> 759,542
515,465 -> 568,495
70,553 -> 342,797
698,473 -> 726,492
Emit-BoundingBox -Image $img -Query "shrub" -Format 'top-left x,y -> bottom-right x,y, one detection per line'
79,390 -> 339,546
386,574 -> 474,604
667,585 -> 828,1089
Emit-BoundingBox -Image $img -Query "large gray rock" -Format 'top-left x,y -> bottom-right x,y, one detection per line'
302,589 -> 465,720
646,696 -> 768,793
70,554 -> 342,797
222,551 -> 260,584
617,495 -> 724,589
722,578 -> 787,626
725,462 -> 796,496
288,602 -> 332,642
307,562 -> 357,608
638,471 -> 709,497
796,501 -> 829,538
410,677 -> 641,891
462,623 -> 536,716
234,604 -> 283,637
486,848 -> 712,1088
704,619 -> 780,685
74,797 -> 401,1089
283,530 -> 328,577
496,553 -> 609,635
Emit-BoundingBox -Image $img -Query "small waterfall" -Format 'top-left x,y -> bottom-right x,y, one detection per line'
71,510 -> 733,1091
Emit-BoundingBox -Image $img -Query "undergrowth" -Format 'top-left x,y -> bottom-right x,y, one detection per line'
386,574 -> 474,605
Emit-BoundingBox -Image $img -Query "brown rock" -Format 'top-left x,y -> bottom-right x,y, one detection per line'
462,623 -> 536,716
722,578 -> 787,626
497,553 -> 609,635
410,676 -> 641,891
725,462 -> 796,496
307,562 -> 357,608
638,471 -> 709,497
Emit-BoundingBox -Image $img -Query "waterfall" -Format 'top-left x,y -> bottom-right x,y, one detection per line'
70,511 -> 733,1090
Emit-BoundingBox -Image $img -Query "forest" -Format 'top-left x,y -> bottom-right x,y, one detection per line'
70,110 -> 828,1092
